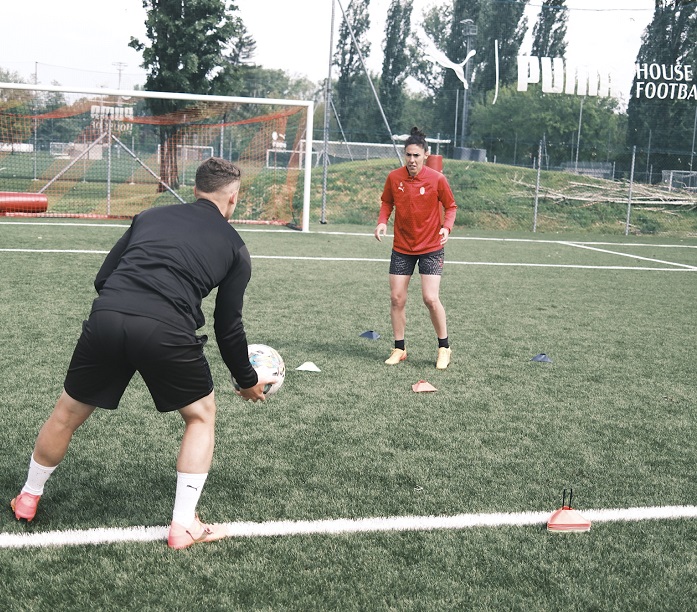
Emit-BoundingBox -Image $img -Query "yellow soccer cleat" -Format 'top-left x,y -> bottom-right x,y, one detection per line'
436,347 -> 452,370
385,348 -> 407,365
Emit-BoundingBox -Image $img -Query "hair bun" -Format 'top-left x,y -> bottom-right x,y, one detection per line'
405,127 -> 428,150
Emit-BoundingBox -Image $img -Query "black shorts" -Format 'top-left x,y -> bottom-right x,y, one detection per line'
389,248 -> 445,276
64,310 -> 213,413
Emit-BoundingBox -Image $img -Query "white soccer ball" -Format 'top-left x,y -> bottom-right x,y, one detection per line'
233,344 -> 285,397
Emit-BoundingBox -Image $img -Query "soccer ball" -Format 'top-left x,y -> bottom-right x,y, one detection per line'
233,344 -> 285,397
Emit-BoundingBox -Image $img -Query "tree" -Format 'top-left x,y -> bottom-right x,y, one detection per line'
0,67 -> 25,85
379,0 -> 414,135
0,71 -> 78,148
626,1 -> 697,177
442,0 -> 482,143
469,85 -> 625,167
0,68 -> 33,144
531,0 -> 568,59
333,0 -> 372,140
34,87 -> 81,148
408,2 -> 453,97
408,1 -> 530,143
233,66 -> 318,104
129,0 -> 255,189
408,1 -> 481,139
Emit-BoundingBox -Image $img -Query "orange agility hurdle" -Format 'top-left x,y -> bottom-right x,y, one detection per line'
0,192 -> 48,215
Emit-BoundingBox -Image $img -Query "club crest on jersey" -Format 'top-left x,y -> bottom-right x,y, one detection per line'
420,187 -> 425,195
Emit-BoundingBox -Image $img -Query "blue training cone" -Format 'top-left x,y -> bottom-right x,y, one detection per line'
360,330 -> 380,340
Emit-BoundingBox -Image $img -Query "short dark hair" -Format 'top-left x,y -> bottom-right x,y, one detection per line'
404,126 -> 428,151
195,157 -> 241,193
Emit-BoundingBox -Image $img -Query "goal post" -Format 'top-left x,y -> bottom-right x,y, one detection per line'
0,83 -> 314,231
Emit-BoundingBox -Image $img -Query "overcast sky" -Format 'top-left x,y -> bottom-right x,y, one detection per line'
1,0 -> 653,102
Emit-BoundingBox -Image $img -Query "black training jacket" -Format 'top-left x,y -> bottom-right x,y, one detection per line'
91,198 -> 258,389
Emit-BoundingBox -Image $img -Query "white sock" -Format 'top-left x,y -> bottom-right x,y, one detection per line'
22,454 -> 57,496
172,472 -> 208,527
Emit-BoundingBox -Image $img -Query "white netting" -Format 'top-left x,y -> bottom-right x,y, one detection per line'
0,84 -> 312,227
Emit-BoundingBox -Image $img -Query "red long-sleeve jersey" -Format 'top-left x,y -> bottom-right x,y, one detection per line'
378,165 -> 457,255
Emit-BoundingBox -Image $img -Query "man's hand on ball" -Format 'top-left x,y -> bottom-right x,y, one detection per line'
237,377 -> 278,402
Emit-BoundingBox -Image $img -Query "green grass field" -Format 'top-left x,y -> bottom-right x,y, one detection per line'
1,220 -> 696,610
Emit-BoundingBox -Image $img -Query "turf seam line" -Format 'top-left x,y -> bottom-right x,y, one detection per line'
2,505 -> 697,549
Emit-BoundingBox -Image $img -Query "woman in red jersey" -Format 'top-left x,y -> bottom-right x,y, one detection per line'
374,127 -> 457,370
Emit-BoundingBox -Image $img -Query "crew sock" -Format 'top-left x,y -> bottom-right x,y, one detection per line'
438,337 -> 450,349
395,339 -> 405,351
172,472 -> 208,528
21,454 -> 57,496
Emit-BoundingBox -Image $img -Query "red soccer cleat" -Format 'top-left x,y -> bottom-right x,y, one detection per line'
167,515 -> 228,550
11,492 -> 41,522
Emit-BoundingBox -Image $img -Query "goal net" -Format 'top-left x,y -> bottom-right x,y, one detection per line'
0,83 -> 314,230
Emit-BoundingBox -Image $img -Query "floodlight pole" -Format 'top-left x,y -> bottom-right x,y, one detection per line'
460,20 -> 477,149
690,106 -> 697,171
321,0 -> 337,225
575,97 -> 584,173
453,90 -> 459,148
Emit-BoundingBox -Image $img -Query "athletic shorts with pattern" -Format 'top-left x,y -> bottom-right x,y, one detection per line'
389,248 -> 444,276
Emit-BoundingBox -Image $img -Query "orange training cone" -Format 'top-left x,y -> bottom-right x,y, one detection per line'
412,380 -> 438,393
547,488 -> 591,532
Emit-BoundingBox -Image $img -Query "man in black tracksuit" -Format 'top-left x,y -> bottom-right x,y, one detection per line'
11,157 -> 274,549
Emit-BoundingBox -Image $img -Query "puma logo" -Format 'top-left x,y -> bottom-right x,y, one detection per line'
423,35 -> 477,89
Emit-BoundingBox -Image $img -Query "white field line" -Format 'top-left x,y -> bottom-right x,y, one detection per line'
448,236 -> 697,248
242,254 -> 696,272
312,230 -> 697,249
3,221 -> 697,249
0,248 -> 109,254
0,221 -> 130,228
444,262 -> 691,271
2,505 -> 697,550
0,249 -> 694,272
560,241 -> 697,270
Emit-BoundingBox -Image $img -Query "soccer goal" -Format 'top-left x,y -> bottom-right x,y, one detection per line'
0,83 -> 314,230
